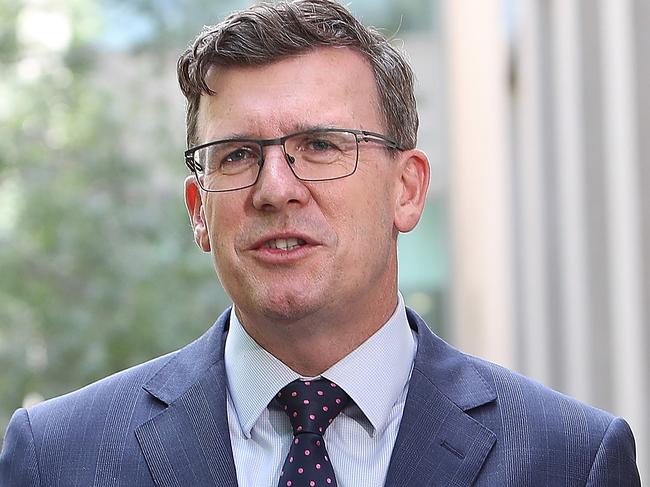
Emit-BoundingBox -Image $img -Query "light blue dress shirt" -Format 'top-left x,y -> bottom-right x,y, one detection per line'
224,293 -> 417,487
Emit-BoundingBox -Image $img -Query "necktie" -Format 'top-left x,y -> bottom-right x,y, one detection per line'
275,378 -> 350,487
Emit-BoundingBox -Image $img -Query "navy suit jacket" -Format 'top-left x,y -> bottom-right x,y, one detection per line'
0,308 -> 640,486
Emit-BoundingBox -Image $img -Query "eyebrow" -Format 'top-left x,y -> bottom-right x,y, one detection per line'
214,123 -> 343,141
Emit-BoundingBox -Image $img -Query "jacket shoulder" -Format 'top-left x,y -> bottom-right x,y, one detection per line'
26,307 -> 231,429
469,354 -> 614,420
29,350 -> 176,426
465,355 -> 640,485
1,309 -> 232,486
0,351 -> 177,487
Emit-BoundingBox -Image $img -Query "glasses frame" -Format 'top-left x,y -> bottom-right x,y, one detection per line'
184,128 -> 404,193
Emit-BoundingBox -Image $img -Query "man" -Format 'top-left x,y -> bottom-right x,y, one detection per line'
0,0 -> 641,485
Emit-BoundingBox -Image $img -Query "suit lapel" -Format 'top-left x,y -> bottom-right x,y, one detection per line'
384,309 -> 497,487
135,309 -> 238,487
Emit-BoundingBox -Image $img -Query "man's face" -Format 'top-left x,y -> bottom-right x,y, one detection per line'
187,48 -> 405,326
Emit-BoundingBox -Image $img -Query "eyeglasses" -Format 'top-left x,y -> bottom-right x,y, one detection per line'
184,128 -> 404,192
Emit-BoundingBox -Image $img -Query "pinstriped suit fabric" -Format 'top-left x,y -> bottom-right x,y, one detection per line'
0,408 -> 40,486
93,374 -> 150,486
494,364 -> 531,485
182,374 -> 239,483
135,421 -> 181,487
3,359 -> 167,487
585,416 -> 637,485
558,393 -> 590,482
467,363 -> 639,486
382,370 -> 496,487
0,307 -> 641,486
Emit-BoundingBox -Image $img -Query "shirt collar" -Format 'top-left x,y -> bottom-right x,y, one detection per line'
224,293 -> 416,438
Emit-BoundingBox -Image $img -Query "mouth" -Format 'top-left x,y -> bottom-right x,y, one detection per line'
248,233 -> 320,263
263,237 -> 308,251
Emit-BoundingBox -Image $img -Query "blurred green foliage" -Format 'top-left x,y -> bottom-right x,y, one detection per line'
0,0 -> 233,432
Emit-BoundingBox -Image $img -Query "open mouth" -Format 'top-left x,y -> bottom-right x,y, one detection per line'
264,238 -> 307,251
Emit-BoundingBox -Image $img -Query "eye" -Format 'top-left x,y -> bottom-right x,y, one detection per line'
306,138 -> 337,152
223,146 -> 258,163
203,142 -> 261,175
295,133 -> 345,155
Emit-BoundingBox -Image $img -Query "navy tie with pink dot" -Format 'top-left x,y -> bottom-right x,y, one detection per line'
275,378 -> 351,487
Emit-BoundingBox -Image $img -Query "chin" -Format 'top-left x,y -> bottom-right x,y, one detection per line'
254,288 -> 326,323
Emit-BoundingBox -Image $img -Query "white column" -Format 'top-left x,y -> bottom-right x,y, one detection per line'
444,0 -> 514,366
550,0 -> 592,403
515,0 -> 551,385
600,0 -> 647,479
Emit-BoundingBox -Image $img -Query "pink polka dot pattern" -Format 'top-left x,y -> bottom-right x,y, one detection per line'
275,378 -> 350,487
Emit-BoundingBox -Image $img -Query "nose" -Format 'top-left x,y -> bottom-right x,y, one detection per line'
251,145 -> 311,211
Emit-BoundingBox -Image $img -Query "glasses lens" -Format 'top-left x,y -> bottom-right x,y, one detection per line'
285,130 -> 358,181
194,141 -> 262,191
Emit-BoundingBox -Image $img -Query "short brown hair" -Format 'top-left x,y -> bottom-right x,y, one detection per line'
177,0 -> 418,149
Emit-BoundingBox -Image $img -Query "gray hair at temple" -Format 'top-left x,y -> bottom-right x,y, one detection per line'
177,0 -> 419,150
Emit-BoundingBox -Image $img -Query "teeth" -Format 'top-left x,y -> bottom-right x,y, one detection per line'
265,238 -> 306,250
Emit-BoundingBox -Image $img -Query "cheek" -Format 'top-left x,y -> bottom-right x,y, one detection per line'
204,201 -> 242,254
351,168 -> 396,227
333,187 -> 394,254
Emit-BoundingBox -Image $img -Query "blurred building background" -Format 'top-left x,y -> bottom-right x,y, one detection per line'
0,0 -> 647,481
445,0 -> 649,481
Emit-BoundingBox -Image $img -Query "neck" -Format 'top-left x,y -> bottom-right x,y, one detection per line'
235,290 -> 398,377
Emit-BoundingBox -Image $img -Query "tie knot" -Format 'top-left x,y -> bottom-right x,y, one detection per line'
276,378 -> 350,436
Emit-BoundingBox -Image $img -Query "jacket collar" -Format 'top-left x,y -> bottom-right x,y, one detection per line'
140,309 -> 231,406
384,308 -> 497,486
406,308 -> 496,411
135,308 -> 238,486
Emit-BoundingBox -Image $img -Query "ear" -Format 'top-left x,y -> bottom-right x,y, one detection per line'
393,149 -> 430,233
184,176 -> 211,252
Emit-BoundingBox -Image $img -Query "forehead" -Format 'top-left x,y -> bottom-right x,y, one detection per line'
196,47 -> 384,141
